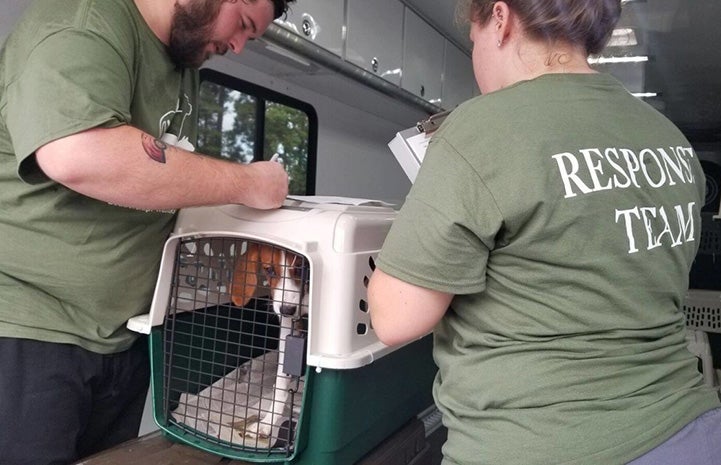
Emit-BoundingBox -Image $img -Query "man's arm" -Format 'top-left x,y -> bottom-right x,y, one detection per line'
368,268 -> 452,346
35,125 -> 288,210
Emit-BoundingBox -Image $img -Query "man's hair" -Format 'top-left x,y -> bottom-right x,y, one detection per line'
271,0 -> 296,20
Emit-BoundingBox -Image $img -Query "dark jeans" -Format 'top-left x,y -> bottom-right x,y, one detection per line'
0,336 -> 150,465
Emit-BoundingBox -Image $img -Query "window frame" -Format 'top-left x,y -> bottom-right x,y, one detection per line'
199,68 -> 318,195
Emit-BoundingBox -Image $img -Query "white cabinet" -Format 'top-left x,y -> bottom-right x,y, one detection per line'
401,8 -> 445,105
346,0 -> 404,86
274,1 -> 473,108
277,0 -> 344,57
442,41 -> 476,109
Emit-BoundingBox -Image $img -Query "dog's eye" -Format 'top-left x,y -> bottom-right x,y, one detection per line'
264,266 -> 277,277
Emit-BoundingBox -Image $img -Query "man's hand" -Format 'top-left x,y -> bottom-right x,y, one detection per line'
240,161 -> 289,209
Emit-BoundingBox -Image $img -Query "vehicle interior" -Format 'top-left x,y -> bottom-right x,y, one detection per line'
1,0 -> 720,464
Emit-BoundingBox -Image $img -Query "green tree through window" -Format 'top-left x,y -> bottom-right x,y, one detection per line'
196,70 -> 317,195
265,102 -> 309,196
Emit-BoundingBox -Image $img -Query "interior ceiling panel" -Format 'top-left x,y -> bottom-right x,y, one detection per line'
404,0 -> 721,145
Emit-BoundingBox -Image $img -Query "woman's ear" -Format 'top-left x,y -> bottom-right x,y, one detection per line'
493,1 -> 511,47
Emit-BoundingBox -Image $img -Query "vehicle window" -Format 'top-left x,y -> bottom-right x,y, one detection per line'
197,69 -> 317,195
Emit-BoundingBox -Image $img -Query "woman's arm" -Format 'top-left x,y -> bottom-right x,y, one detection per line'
368,268 -> 452,346
35,125 -> 288,210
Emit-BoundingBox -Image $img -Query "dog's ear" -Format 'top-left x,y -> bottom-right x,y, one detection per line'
290,254 -> 308,282
231,243 -> 260,307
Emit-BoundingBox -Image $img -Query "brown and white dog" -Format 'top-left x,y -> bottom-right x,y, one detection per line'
231,242 -> 309,318
230,242 -> 309,442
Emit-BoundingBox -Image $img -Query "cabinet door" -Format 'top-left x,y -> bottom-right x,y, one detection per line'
442,41 -> 476,109
346,0 -> 404,86
401,8 -> 445,105
277,0 -> 344,57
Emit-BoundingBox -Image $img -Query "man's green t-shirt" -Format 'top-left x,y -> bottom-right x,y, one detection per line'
0,0 -> 198,353
377,73 -> 721,464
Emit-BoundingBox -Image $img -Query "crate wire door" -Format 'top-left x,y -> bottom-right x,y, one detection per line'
160,236 -> 309,457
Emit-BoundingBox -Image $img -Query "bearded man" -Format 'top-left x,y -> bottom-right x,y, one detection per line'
0,0 -> 294,463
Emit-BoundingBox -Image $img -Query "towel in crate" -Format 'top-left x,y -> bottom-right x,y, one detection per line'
127,198 -> 437,464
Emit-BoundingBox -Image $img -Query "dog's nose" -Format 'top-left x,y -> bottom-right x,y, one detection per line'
279,304 -> 298,316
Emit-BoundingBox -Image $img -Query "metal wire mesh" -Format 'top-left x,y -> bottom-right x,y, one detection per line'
160,236 -> 309,455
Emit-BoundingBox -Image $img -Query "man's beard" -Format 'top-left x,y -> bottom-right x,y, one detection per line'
168,0 -> 225,69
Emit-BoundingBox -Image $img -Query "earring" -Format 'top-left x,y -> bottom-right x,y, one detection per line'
497,39 -> 502,47
494,9 -> 503,23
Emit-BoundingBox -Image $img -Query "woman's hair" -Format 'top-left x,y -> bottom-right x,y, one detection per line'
458,0 -> 622,55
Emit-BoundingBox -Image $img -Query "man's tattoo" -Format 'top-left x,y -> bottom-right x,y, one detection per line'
141,133 -> 168,164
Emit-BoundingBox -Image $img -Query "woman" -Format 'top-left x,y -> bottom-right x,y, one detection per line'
368,1 -> 721,464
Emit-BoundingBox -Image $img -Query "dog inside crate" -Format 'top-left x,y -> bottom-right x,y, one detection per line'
162,236 -> 309,453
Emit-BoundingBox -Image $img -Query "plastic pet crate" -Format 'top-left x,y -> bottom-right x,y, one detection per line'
689,213 -> 721,291
127,198 -> 437,464
683,289 -> 721,387
684,290 -> 721,333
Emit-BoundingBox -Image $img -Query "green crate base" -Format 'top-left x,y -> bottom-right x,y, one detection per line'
149,327 -> 436,464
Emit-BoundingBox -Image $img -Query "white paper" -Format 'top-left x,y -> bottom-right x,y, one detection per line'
287,195 -> 394,207
387,127 -> 432,183
406,131 -> 431,162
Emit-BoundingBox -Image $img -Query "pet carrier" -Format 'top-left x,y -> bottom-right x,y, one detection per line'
683,289 -> 721,387
127,198 -> 437,464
